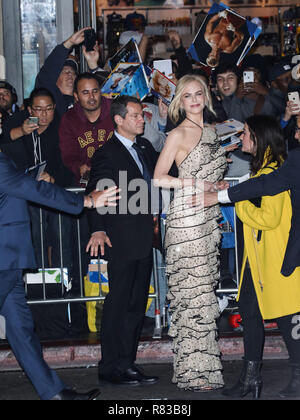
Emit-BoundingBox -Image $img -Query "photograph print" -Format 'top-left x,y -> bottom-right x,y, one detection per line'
188,2 -> 261,68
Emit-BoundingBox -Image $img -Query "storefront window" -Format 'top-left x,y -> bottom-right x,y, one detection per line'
20,0 -> 57,98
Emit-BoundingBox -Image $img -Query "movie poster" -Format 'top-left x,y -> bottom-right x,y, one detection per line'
188,2 -> 262,68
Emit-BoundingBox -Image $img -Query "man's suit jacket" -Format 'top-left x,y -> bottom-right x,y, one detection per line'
227,148 -> 300,277
86,134 -> 159,261
0,153 -> 84,271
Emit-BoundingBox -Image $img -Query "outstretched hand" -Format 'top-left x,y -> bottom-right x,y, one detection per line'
187,191 -> 220,209
84,186 -> 121,209
91,186 -> 121,208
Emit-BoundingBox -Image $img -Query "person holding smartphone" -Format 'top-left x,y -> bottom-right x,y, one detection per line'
280,92 -> 300,151
35,27 -> 104,119
0,143 -> 119,399
1,88 -> 76,272
235,55 -> 276,117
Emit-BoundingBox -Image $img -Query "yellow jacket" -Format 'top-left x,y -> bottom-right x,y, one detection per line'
235,162 -> 300,320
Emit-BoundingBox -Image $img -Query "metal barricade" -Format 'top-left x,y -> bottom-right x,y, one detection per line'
25,179 -> 241,339
25,188 -> 163,339
217,177 -> 241,297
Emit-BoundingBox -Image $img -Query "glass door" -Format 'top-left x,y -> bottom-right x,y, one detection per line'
20,0 -> 58,98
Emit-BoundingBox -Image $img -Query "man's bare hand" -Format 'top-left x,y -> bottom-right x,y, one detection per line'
79,164 -> 91,177
83,42 -> 100,70
39,172 -> 54,184
22,119 -> 39,136
86,231 -> 112,257
64,27 -> 90,50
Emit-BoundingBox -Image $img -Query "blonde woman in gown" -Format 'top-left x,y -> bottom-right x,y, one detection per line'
154,75 -> 227,391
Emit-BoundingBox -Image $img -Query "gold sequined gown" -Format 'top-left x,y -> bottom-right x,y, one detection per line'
165,126 -> 227,391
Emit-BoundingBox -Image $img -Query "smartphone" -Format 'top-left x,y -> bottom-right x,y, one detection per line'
243,71 -> 254,84
27,117 -> 39,125
288,91 -> 300,109
84,29 -> 97,52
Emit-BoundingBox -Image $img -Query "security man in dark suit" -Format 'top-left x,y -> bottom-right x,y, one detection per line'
0,116 -> 118,400
86,96 -> 161,386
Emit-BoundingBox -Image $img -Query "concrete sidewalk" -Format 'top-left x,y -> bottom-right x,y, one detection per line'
0,333 -> 289,372
0,360 -> 298,401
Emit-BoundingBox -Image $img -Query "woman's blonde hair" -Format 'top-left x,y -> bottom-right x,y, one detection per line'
168,74 -> 216,124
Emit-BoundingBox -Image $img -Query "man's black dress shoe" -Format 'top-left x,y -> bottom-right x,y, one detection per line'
99,371 -> 140,387
51,388 -> 101,400
125,366 -> 159,385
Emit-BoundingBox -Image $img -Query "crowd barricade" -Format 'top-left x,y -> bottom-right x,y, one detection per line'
24,179 -> 241,340
217,177 -> 241,296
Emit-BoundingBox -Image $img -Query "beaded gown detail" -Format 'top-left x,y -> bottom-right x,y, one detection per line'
165,126 -> 227,391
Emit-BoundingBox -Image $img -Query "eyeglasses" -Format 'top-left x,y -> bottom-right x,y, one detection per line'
31,105 -> 55,114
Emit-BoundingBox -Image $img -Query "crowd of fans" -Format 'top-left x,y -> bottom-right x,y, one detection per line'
0,25 -> 299,295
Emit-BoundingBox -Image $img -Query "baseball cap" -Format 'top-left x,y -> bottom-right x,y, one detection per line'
64,55 -> 79,73
0,80 -> 18,102
242,54 -> 267,82
0,81 -> 17,95
119,31 -> 143,47
268,57 -> 292,82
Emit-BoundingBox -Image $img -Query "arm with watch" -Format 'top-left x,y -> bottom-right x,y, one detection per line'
0,151 -> 119,214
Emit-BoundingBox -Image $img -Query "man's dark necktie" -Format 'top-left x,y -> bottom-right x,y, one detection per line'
132,142 -> 162,214
132,142 -> 152,189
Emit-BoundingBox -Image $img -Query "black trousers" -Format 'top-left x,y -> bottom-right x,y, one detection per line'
99,252 -> 153,375
238,265 -> 300,363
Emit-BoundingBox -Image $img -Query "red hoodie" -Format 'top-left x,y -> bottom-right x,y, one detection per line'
59,96 -> 114,185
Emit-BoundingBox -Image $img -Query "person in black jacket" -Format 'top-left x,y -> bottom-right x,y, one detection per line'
85,96 -> 160,387
0,88 -> 75,271
0,81 -> 19,116
35,27 -> 100,119
0,116 -> 117,399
